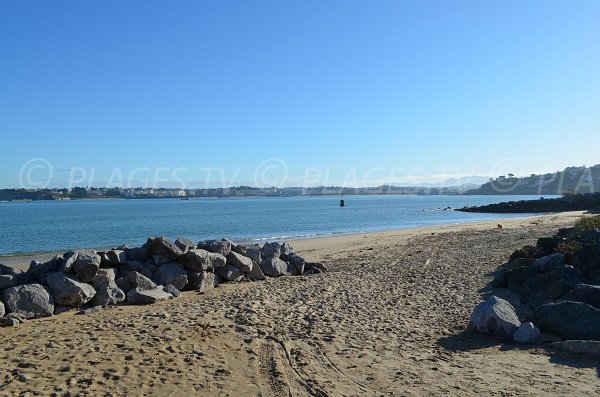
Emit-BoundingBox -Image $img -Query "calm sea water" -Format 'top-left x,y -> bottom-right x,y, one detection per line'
0,195 -> 553,256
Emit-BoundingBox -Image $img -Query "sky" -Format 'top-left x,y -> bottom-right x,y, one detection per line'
1,1 -> 599,189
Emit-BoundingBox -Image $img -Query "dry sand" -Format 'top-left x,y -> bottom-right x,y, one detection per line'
1,211 -> 599,396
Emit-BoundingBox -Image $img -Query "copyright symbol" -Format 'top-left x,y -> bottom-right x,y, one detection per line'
254,158 -> 288,187
19,158 -> 53,188
489,158 -> 523,193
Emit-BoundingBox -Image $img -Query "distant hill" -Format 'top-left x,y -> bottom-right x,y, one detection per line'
466,165 -> 600,195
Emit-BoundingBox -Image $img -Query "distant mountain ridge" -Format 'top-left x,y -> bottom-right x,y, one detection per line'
466,165 -> 600,195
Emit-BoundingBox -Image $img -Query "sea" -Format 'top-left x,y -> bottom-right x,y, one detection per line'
0,195 -> 554,256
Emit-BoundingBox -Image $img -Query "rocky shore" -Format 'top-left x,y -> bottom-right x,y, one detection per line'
0,237 -> 326,326
0,213 -> 597,396
469,215 -> 600,347
457,192 -> 600,213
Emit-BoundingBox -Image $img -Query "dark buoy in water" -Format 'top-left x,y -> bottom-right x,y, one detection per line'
340,195 -> 345,207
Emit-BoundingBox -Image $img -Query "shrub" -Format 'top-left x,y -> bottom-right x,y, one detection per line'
574,215 -> 600,233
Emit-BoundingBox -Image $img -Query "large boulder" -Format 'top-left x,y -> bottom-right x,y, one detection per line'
304,262 -> 328,274
127,271 -> 158,291
0,264 -> 22,277
518,265 -> 585,307
530,253 -> 565,273
534,300 -> 600,340
0,284 -> 54,319
59,252 -> 78,273
226,251 -> 253,273
197,239 -> 232,256
124,260 -> 156,279
100,250 -> 127,266
259,256 -> 293,277
125,247 -> 147,262
247,261 -> 266,281
0,274 -> 17,290
153,263 -> 188,290
126,287 -> 172,305
175,237 -> 196,253
513,322 -> 541,344
146,237 -> 183,260
571,242 -> 600,279
262,242 -> 281,259
73,250 -> 101,282
46,272 -> 96,307
562,284 -> 600,309
185,271 -> 216,292
282,253 -> 305,275
469,296 -> 521,340
27,256 -> 62,284
90,274 -> 125,307
177,249 -> 226,272
216,265 -> 244,282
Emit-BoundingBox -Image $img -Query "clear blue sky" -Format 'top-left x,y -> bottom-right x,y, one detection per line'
1,1 -> 599,188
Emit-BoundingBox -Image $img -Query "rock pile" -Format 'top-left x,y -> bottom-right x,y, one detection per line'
0,237 -> 327,326
470,222 -> 600,345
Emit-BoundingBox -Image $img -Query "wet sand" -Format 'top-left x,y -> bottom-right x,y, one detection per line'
1,211 -> 598,396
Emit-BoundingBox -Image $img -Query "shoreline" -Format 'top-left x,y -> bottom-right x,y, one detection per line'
0,211 -> 585,271
0,208 -> 595,395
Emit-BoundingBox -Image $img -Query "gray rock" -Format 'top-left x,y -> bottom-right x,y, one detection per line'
125,247 -> 147,262
73,250 -> 101,282
127,271 -> 157,291
5,312 -> 26,323
0,284 -> 54,319
0,264 -> 22,276
304,262 -> 328,274
0,274 -> 16,290
534,300 -> 600,340
531,253 -> 565,273
197,239 -> 232,256
175,237 -> 196,252
0,299 -> 4,317
513,322 -> 541,344
259,256 -> 291,277
281,242 -> 294,256
94,267 -> 118,281
163,284 -> 182,298
469,296 -> 521,340
186,271 -> 216,292
90,274 -> 125,307
282,253 -> 305,275
177,249 -> 226,272
59,252 -> 78,273
562,284 -> 600,310
226,251 -> 253,273
247,261 -> 266,281
146,236 -> 183,260
46,272 -> 96,307
582,228 -> 600,243
101,250 -> 127,266
126,287 -> 172,305
0,317 -> 19,327
216,265 -> 244,282
262,242 -> 281,259
550,340 -> 600,356
77,305 -> 103,315
244,246 -> 262,264
27,256 -> 62,284
152,254 -> 172,266
153,263 -> 188,290
518,265 -> 585,307
125,260 -> 156,279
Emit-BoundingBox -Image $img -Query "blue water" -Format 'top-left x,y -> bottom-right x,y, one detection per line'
0,195 -> 554,256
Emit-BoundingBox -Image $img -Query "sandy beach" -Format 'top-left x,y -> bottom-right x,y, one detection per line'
1,211 -> 598,396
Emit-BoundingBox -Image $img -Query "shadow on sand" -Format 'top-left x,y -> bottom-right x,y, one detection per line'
437,330 -> 600,379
